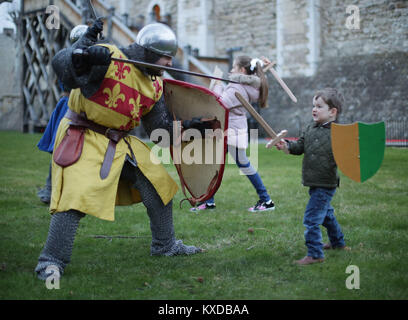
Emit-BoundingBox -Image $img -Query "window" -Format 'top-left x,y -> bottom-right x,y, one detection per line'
153,4 -> 161,22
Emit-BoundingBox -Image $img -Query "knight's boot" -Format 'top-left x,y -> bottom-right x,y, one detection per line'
35,210 -> 84,280
128,164 -> 202,256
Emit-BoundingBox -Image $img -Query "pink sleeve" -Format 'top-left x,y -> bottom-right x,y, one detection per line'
216,84 -> 249,109
213,83 -> 224,95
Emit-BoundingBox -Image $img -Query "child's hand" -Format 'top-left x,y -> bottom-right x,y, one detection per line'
261,56 -> 275,67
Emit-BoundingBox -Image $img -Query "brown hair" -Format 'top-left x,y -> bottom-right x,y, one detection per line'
235,55 -> 269,108
314,88 -> 344,120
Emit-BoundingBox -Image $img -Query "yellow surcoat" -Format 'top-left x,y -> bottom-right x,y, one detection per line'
50,45 -> 178,221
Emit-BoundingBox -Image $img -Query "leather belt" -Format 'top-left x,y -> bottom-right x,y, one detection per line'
66,109 -> 135,179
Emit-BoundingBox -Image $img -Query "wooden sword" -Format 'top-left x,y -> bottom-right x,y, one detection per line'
263,61 -> 297,103
234,92 -> 288,148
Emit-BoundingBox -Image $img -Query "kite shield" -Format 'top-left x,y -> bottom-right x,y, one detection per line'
331,122 -> 385,183
163,79 -> 229,206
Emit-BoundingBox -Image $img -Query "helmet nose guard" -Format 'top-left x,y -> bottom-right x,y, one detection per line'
136,23 -> 178,58
69,25 -> 89,43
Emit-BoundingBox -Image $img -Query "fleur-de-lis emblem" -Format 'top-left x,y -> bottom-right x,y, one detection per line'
153,80 -> 162,100
103,83 -> 125,108
114,60 -> 131,80
129,95 -> 141,120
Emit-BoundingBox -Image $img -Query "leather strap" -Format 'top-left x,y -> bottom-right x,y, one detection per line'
66,109 -> 132,179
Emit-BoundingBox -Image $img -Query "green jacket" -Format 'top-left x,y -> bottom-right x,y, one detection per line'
288,121 -> 339,188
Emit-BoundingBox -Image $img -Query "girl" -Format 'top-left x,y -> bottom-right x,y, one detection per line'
191,56 -> 275,212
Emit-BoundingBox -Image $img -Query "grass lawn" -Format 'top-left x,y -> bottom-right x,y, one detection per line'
0,131 -> 407,300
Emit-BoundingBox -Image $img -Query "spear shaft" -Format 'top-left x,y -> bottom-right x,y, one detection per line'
110,57 -> 239,84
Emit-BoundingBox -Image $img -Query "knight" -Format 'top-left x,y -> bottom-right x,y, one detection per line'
34,20 -> 206,280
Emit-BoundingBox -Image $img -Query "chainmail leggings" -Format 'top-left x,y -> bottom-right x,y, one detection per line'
34,210 -> 84,280
120,159 -> 201,256
35,159 -> 201,279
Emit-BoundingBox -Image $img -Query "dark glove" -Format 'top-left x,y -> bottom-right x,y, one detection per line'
86,18 -> 104,41
85,46 -> 112,65
182,117 -> 203,130
72,46 -> 111,73
182,117 -> 216,137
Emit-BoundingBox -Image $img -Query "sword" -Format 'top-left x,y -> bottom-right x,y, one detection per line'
87,0 -> 104,40
263,60 -> 297,103
110,57 -> 240,84
235,92 -> 288,150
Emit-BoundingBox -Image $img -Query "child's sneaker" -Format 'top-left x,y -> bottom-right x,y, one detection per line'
190,203 -> 216,212
248,200 -> 275,212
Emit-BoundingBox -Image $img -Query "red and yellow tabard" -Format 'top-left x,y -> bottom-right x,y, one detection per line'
50,44 -> 178,221
68,44 -> 163,131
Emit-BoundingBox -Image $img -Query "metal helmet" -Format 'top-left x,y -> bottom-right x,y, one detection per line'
69,24 -> 88,43
136,23 -> 177,57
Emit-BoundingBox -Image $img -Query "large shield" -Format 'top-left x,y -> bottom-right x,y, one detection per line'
331,122 -> 385,182
163,79 -> 229,206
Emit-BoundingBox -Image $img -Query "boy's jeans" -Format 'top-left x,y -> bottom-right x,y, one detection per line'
303,187 -> 345,259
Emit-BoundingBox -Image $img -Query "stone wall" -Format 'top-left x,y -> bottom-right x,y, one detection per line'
259,0 -> 408,138
212,0 -> 277,59
105,0 -> 178,31
261,51 -> 408,139
0,33 -> 22,131
100,0 -> 408,60
209,0 -> 408,138
320,0 -> 408,59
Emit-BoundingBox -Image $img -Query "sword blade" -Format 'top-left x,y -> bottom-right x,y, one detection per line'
110,57 -> 240,84
235,92 -> 288,148
88,0 -> 98,19
268,67 -> 298,103
87,0 -> 105,40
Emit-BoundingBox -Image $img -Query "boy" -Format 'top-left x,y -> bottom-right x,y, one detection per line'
276,88 -> 347,265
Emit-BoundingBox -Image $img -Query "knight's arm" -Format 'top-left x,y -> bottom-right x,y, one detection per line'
51,49 -> 109,97
51,23 -> 110,98
141,95 -> 176,147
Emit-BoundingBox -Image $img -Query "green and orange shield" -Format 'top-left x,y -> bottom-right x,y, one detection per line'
331,122 -> 385,182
